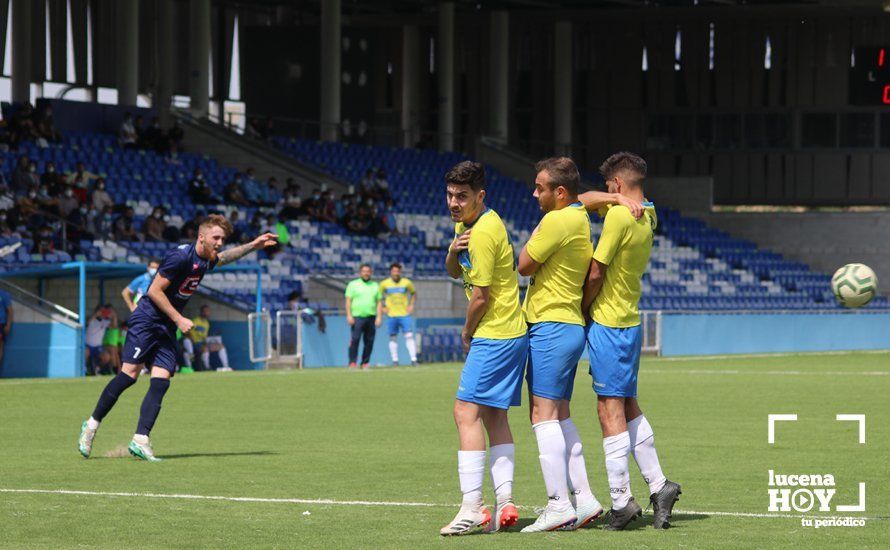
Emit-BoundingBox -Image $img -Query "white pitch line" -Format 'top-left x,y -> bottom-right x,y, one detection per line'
651,350 -> 890,362
1,488 -> 886,521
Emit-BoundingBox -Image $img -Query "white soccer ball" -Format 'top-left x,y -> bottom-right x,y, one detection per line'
831,263 -> 878,308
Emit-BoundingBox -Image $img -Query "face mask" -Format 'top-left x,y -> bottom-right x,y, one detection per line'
79,207 -> 87,215
0,215 -> 6,222
98,184 -> 105,190
104,214 -> 113,221
65,190 -> 73,198
30,166 -> 36,173
28,192 -> 37,199
48,167 -> 55,173
313,194 -> 320,200
148,267 -> 158,276
196,174 -> 203,180
154,212 -> 162,219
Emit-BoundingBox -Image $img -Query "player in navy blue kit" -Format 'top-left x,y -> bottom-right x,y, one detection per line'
78,214 -> 277,461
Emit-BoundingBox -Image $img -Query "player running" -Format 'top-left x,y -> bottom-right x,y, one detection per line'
77,215 -> 277,461
582,152 -> 681,530
377,262 -> 419,366
440,161 -> 527,536
517,157 -> 643,532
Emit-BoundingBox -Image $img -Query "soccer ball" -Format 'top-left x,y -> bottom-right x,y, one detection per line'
831,263 -> 878,308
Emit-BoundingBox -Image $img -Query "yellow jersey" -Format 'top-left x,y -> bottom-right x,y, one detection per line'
456,208 -> 526,340
190,316 -> 211,344
378,277 -> 415,318
590,203 -> 657,328
522,202 -> 592,325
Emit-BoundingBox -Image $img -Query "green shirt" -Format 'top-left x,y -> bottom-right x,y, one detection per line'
345,278 -> 380,317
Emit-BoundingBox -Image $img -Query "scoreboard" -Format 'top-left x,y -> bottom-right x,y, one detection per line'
849,47 -> 890,105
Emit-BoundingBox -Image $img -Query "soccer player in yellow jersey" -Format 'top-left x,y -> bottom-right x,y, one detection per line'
440,161 -> 528,536
581,152 -> 681,531
377,262 -> 418,365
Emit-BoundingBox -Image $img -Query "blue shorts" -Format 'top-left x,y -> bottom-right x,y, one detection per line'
387,316 -> 414,336
456,334 -> 529,410
121,318 -> 178,375
87,345 -> 105,364
526,322 -> 586,401
586,321 -> 642,398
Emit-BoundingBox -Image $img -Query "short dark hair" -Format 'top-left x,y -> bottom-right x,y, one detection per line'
148,257 -> 160,265
445,161 -> 486,192
599,152 -> 647,187
390,262 -> 402,270
535,157 -> 580,195
360,263 -> 372,270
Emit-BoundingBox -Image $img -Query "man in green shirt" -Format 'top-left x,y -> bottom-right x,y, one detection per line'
345,264 -> 381,369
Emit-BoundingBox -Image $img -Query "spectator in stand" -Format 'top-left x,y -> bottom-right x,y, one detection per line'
346,200 -> 373,236
180,211 -> 204,241
13,156 -> 38,195
264,177 -> 281,204
94,205 -> 115,237
91,178 -> 113,212
0,158 -> 9,193
144,117 -> 166,152
318,190 -> 338,223
17,187 -> 41,224
113,206 -> 140,242
304,188 -> 322,219
168,119 -> 184,148
228,211 -> 246,243
359,169 -> 375,198
58,185 -> 80,217
66,202 -> 92,242
144,206 -> 167,242
134,115 -> 147,148
240,168 -> 262,205
188,168 -> 216,204
34,104 -> 62,142
119,112 -> 138,149
41,161 -> 64,193
35,184 -> 60,215
279,192 -> 304,221
164,143 -> 183,165
33,225 -> 56,254
67,162 -> 99,186
224,173 -> 250,206
284,178 -> 300,197
374,169 -> 391,201
0,210 -> 14,237
11,103 -> 39,143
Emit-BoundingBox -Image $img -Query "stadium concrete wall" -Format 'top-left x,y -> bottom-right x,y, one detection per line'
1,304 -> 80,378
660,312 -> 890,356
299,315 -> 423,368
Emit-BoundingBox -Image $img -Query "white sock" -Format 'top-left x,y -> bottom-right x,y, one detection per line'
488,443 -> 514,504
533,420 -> 571,511
603,432 -> 632,509
560,418 -> 597,508
627,415 -> 666,495
201,351 -> 210,369
218,347 -> 230,369
86,417 -> 100,430
457,450 -> 486,506
389,338 -> 399,362
404,332 -> 417,362
133,434 -> 149,445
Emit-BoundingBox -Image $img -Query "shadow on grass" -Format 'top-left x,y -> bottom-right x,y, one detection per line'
506,511 -> 709,533
95,450 -> 278,460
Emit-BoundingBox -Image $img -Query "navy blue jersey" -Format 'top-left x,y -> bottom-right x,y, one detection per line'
129,243 -> 217,330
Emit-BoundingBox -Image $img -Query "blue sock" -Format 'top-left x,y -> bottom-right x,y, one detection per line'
91,371 -> 137,422
136,378 -> 170,436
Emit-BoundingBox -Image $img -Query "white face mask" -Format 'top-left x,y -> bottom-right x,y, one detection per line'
148,267 -> 158,276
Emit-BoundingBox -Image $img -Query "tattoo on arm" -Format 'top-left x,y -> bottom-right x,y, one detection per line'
216,242 -> 255,266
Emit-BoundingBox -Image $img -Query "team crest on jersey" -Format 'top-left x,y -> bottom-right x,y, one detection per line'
178,275 -> 201,297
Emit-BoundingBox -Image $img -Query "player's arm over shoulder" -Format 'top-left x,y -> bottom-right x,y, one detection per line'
593,206 -> 631,266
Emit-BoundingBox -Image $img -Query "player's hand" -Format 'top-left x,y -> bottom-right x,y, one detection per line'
450,230 -> 472,254
407,304 -> 414,315
3,325 -> 9,336
176,316 -> 194,334
461,330 -> 472,354
617,194 -> 644,219
347,315 -> 355,326
251,232 -> 279,250
375,317 -> 382,327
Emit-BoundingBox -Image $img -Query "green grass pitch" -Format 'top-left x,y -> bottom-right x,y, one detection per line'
1,352 -> 888,548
